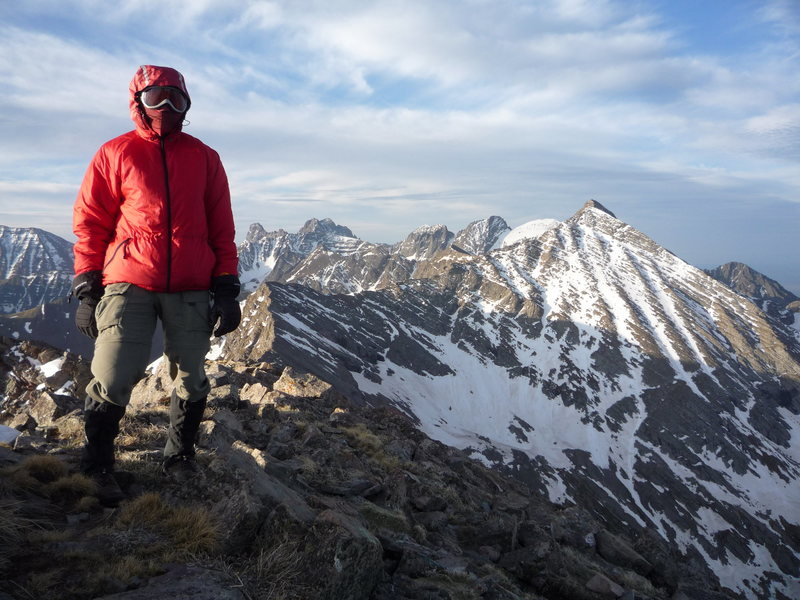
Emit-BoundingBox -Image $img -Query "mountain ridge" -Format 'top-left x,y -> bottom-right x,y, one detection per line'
222,203 -> 800,599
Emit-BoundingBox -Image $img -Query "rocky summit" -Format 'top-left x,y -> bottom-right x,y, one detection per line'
2,336 -> 738,600
222,202 -> 800,600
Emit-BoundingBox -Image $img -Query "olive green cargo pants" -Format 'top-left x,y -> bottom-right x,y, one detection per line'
85,283 -> 212,408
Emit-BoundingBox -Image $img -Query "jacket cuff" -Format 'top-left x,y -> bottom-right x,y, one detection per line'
211,274 -> 240,298
72,270 -> 104,301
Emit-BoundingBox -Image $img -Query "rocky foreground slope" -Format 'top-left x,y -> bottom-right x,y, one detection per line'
1,337 -> 739,600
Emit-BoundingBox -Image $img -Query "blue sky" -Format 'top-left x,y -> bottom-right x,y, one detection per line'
1,0 -> 798,293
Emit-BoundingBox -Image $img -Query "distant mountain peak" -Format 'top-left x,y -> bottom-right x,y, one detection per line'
573,199 -> 616,219
452,216 -> 511,255
298,217 -> 354,238
407,223 -> 450,236
245,222 -> 270,242
395,224 -> 454,260
705,261 -> 799,311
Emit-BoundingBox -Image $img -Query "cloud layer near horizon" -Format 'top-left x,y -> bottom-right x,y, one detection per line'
1,0 -> 798,291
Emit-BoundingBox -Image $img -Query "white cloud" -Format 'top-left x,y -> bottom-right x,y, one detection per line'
0,26 -> 130,116
0,0 -> 798,291
758,0 -> 800,36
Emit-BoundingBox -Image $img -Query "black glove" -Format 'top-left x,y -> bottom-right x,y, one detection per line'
72,271 -> 104,339
210,274 -> 241,337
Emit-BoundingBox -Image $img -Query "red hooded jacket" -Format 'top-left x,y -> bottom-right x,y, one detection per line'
73,65 -> 238,292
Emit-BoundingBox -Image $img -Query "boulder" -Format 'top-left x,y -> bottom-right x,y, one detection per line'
129,359 -> 172,410
207,384 -> 240,410
222,441 -> 316,525
27,391 -> 78,427
596,529 -> 653,575
0,424 -> 21,444
306,510 -> 384,600
585,572 -> 625,597
238,382 -> 271,405
273,366 -> 336,402
95,564 -> 245,599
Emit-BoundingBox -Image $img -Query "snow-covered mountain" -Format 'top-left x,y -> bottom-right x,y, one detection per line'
705,262 -> 798,310
0,226 -> 73,314
242,215 -> 513,295
238,218 -> 374,292
706,262 -> 800,337
223,200 -> 800,600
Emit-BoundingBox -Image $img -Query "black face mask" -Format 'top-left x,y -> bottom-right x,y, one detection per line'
144,106 -> 184,136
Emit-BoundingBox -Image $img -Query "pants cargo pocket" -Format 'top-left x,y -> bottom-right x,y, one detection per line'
95,283 -> 156,343
181,290 -> 212,334
95,283 -> 132,336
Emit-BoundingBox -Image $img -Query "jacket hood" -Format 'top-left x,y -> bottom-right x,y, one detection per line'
129,65 -> 191,139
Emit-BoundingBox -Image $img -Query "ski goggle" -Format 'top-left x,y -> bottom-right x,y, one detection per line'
139,86 -> 189,112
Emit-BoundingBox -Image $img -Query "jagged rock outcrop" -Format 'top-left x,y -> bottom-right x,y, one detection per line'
705,262 -> 798,310
394,224 -> 454,260
705,262 -> 800,344
0,338 -> 737,600
452,216 -> 511,255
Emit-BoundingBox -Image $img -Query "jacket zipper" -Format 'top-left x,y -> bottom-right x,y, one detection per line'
159,137 -> 173,292
103,238 -> 132,269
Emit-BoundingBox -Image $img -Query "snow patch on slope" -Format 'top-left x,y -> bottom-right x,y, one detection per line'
497,219 -> 560,249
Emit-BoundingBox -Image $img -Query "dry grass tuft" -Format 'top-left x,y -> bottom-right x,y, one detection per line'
75,495 -> 101,513
341,423 -> 402,470
297,454 -> 320,477
44,473 -> 96,507
3,468 -> 41,493
341,423 -> 383,453
116,492 -> 220,556
214,534 -> 310,600
23,569 -> 65,599
0,499 -> 33,573
1,456 -> 71,495
26,528 -> 73,545
18,455 -> 69,483
107,554 -> 163,584
0,501 -> 26,544
117,493 -> 171,527
117,419 -> 165,448
617,568 -> 663,597
165,505 -> 220,554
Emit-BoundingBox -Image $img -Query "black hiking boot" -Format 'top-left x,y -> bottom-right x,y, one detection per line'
161,454 -> 202,484
81,398 -> 127,506
163,394 -> 207,483
89,468 -> 126,507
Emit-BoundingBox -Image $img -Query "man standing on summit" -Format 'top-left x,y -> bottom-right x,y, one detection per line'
72,65 -> 240,504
